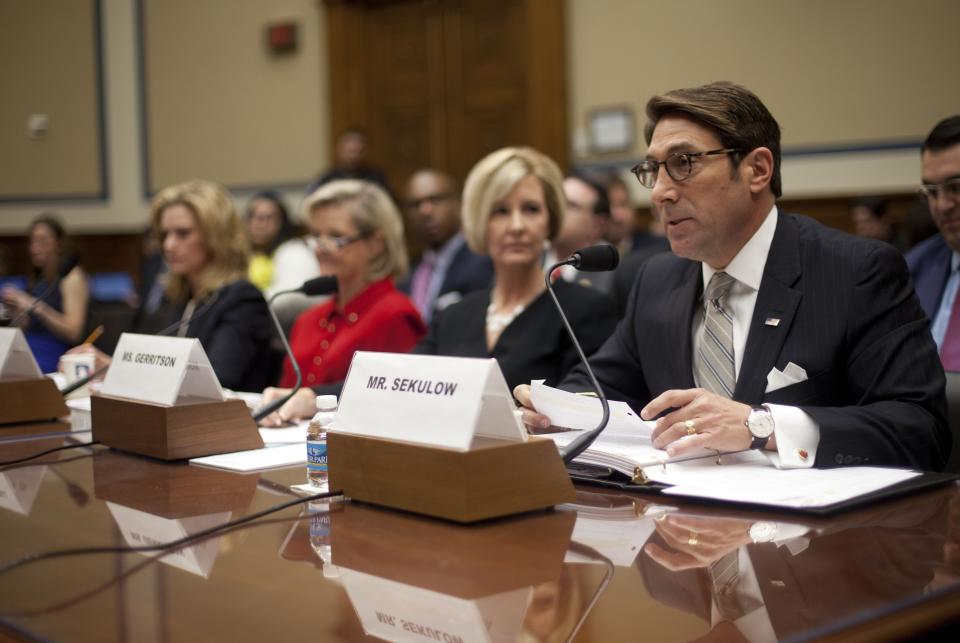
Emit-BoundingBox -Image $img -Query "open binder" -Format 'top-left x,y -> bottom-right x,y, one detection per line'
549,427 -> 959,517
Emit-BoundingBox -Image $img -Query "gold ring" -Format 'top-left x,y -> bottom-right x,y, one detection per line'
684,419 -> 697,436
688,534 -> 698,546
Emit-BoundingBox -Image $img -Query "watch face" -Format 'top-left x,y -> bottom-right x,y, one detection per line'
749,408 -> 775,438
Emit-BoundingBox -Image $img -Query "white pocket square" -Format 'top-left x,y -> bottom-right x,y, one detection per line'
765,362 -> 808,393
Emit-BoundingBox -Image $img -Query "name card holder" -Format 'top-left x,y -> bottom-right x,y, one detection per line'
0,328 -> 68,425
328,352 -> 574,523
91,333 -> 262,460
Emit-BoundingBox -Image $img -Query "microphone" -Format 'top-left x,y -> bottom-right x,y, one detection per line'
570,244 -> 619,272
544,245 -> 619,464
252,276 -> 339,422
58,286 -> 226,396
10,256 -> 79,327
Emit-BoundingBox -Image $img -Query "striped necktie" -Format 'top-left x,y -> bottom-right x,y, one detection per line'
695,271 -> 736,397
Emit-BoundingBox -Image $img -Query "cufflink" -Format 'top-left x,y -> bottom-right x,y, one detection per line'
797,448 -> 808,461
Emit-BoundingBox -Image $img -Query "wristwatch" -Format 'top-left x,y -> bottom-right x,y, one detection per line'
745,404 -> 774,449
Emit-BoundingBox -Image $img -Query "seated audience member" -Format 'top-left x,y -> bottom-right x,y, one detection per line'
849,196 -> 908,252
64,180 -> 276,391
611,208 -> 671,317
516,82 -> 948,471
245,191 -> 297,291
2,214 -> 89,373
546,172 -> 615,293
604,173 -> 640,256
906,115 -> 960,368
413,147 -> 617,390
260,180 -> 425,423
306,128 -> 391,196
399,169 -> 494,323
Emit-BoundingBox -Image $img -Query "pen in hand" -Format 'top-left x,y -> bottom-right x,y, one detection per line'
81,325 -> 104,346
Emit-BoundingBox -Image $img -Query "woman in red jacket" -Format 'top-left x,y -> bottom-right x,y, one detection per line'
261,180 -> 425,423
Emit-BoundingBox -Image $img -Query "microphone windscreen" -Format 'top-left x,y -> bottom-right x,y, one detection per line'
572,245 -> 619,272
300,275 -> 339,296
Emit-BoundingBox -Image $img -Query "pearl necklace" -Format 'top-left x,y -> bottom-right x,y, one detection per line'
486,302 -> 525,333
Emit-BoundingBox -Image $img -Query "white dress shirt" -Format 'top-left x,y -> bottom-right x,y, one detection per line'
692,206 -> 819,469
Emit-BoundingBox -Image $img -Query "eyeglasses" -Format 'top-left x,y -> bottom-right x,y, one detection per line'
630,148 -> 742,189
918,178 -> 960,202
309,232 -> 368,250
405,192 -> 454,211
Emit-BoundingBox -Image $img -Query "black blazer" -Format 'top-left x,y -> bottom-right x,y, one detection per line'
563,212 -> 950,470
173,279 -> 277,392
413,279 -> 618,390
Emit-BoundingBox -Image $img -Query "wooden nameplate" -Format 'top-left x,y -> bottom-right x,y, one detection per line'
91,393 -> 263,461
327,432 -> 575,523
0,378 -> 69,425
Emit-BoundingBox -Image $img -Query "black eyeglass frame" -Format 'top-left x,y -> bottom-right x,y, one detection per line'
630,148 -> 743,189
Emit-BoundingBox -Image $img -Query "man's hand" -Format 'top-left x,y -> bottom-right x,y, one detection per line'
258,387 -> 316,427
512,384 -> 553,432
642,388 -> 753,457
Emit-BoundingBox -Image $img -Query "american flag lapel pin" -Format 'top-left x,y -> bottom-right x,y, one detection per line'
765,317 -> 781,327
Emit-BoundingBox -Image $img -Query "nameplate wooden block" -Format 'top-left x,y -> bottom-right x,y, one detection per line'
327,432 -> 575,523
91,394 -> 263,461
0,378 -> 69,425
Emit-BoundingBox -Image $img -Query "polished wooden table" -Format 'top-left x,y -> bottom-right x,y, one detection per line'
1,435 -> 959,642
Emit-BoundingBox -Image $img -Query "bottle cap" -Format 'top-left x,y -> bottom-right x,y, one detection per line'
315,394 -> 338,410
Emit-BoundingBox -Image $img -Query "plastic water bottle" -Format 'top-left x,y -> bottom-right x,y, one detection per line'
307,394 -> 337,488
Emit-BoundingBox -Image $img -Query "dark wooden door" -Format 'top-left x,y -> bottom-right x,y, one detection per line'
325,0 -> 568,190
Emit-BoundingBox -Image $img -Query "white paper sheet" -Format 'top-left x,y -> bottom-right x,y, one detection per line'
530,381 -> 648,432
189,443 -> 306,472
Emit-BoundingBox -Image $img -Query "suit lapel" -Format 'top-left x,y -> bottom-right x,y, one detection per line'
735,213 -> 802,403
665,261 -> 700,389
917,237 -> 952,320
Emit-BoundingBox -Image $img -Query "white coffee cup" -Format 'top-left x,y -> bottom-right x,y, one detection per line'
61,352 -> 97,398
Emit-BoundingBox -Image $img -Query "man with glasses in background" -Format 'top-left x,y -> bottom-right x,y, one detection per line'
400,169 -> 493,324
906,116 -> 960,370
516,81 -> 949,471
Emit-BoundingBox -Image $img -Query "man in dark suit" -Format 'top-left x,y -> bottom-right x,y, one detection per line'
399,169 -> 493,323
905,116 -> 960,369
517,81 -> 948,471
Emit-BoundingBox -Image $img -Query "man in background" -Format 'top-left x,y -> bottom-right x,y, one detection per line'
400,169 -> 492,323
906,116 -> 960,368
547,173 -> 614,293
307,128 -> 392,196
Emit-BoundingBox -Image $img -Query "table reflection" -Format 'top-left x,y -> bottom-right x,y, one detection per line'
93,451 -> 259,577
632,486 -> 959,642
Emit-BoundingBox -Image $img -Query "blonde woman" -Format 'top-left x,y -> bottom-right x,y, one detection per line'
65,180 -> 275,391
260,180 -> 425,423
413,147 -> 617,389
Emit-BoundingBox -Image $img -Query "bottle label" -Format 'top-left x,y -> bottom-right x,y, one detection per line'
307,440 -> 328,473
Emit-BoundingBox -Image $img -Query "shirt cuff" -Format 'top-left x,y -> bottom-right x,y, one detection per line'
764,404 -> 820,469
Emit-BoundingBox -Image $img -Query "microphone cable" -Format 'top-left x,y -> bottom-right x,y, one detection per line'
0,488 -> 344,577
544,245 -> 620,464
253,276 -> 339,422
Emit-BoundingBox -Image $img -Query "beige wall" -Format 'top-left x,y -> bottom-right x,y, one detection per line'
143,0 -> 327,191
2,0 -> 958,233
568,0 -> 960,200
